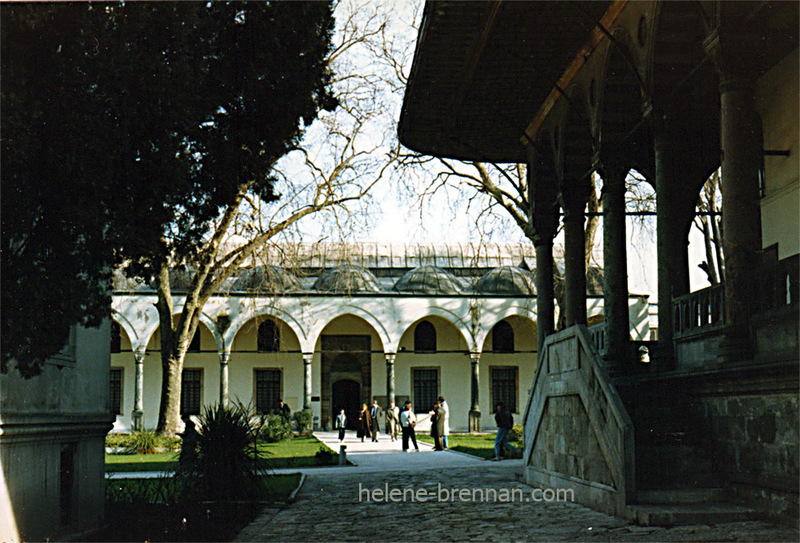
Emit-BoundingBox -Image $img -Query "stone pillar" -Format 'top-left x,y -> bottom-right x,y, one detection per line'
705,28 -> 763,362
385,353 -> 396,407
653,126 -> 692,365
535,238 -> 556,355
131,350 -> 145,431
601,164 -> 630,371
302,352 -> 313,412
469,352 -> 481,432
561,185 -> 589,327
219,352 -> 230,408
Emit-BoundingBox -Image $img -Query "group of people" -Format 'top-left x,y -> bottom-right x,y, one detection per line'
333,396 -> 451,453
333,397 -> 518,460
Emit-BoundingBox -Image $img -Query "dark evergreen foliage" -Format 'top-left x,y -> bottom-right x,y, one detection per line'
1,2 -> 335,376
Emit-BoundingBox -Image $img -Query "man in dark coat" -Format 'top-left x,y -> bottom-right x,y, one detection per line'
430,401 -> 445,450
370,400 -> 383,442
493,401 -> 517,460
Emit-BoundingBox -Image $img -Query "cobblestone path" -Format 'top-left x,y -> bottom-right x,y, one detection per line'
236,461 -> 798,542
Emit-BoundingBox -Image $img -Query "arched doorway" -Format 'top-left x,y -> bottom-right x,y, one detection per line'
332,379 -> 361,430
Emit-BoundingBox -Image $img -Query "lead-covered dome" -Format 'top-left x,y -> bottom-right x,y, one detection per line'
475,266 -> 535,296
393,265 -> 464,295
312,264 -> 381,293
233,266 -> 301,293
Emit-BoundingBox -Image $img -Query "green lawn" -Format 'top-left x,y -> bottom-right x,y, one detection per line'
418,433 -> 522,460
106,435 -> 341,472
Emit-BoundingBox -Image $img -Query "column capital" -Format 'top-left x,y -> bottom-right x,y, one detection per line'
469,351 -> 481,364
133,350 -> 146,364
302,352 -> 314,364
703,27 -> 758,95
384,352 -> 396,364
218,351 -> 231,365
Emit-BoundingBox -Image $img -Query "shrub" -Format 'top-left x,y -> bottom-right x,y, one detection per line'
125,430 -> 159,455
510,423 -> 524,446
179,401 -> 269,502
293,410 -> 313,436
314,447 -> 333,465
159,435 -> 182,452
105,433 -> 130,449
259,413 -> 293,443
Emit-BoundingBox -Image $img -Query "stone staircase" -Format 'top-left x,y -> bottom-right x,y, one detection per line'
620,389 -> 762,526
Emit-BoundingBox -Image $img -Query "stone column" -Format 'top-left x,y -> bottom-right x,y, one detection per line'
706,28 -> 763,362
601,164 -> 630,371
302,352 -> 313,412
561,185 -> 589,327
219,352 -> 230,408
653,126 -> 692,366
469,352 -> 481,432
385,353 -> 396,407
131,350 -> 145,431
528,145 -> 559,355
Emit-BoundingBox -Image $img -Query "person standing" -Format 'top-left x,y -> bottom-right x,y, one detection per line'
386,401 -> 400,441
493,401 -> 517,460
430,401 -> 445,451
335,408 -> 347,443
439,396 -> 450,449
357,403 -> 372,443
278,399 -> 291,419
400,401 -> 419,452
370,400 -> 383,442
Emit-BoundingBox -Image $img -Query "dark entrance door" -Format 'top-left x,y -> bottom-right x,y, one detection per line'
332,379 -> 360,430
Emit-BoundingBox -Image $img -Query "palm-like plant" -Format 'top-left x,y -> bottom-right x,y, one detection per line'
179,402 -> 269,501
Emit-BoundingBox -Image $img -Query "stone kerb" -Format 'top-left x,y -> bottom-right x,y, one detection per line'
522,325 -> 635,517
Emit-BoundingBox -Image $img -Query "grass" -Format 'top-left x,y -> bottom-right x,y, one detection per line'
106,435 -> 341,472
418,433 -> 522,460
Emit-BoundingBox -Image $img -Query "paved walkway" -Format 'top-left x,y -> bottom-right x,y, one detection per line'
235,432 -> 799,542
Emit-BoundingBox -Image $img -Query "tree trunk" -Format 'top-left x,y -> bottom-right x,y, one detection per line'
585,174 -> 602,268
157,352 -> 184,436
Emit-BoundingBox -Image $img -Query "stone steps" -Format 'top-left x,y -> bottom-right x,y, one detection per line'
628,502 -> 761,527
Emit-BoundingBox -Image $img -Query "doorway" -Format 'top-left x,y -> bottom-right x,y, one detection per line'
332,379 -> 361,430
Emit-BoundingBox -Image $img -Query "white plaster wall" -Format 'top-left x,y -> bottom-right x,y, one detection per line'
0,322 -> 112,542
756,47 -> 799,259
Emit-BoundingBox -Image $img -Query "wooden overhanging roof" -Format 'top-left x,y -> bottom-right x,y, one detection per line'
399,0 -> 613,164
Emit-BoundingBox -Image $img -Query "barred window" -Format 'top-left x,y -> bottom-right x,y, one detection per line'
255,369 -> 282,413
109,368 -> 122,415
414,320 -> 436,352
412,368 -> 439,413
111,321 -> 122,353
181,369 -> 202,415
257,320 -> 280,352
491,367 -> 518,413
492,321 -> 514,353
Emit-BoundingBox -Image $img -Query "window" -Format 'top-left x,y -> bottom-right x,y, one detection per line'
412,368 -> 438,413
111,321 -> 122,353
491,367 -> 518,413
257,319 -> 280,352
188,330 -> 201,352
492,321 -> 514,353
109,368 -> 123,415
413,320 -> 436,352
181,369 -> 202,415
255,369 -> 282,413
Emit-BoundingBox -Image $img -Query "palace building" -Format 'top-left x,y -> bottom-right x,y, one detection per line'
110,243 -> 650,433
399,0 -> 798,524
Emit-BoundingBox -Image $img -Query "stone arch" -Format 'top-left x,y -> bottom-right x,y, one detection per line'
596,28 -> 649,178
111,309 -> 140,352
308,305 -> 391,354
226,306 -> 306,353
140,311 -> 221,353
393,306 -> 473,353
474,306 -> 537,354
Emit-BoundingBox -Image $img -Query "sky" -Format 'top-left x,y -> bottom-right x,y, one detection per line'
270,0 -> 715,303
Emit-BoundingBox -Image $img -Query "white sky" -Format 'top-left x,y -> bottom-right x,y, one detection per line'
281,0 -> 715,303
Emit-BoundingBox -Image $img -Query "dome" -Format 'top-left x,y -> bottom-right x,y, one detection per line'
111,269 -> 149,292
475,266 -> 536,296
312,264 -> 381,293
233,266 -> 301,293
393,265 -> 464,295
